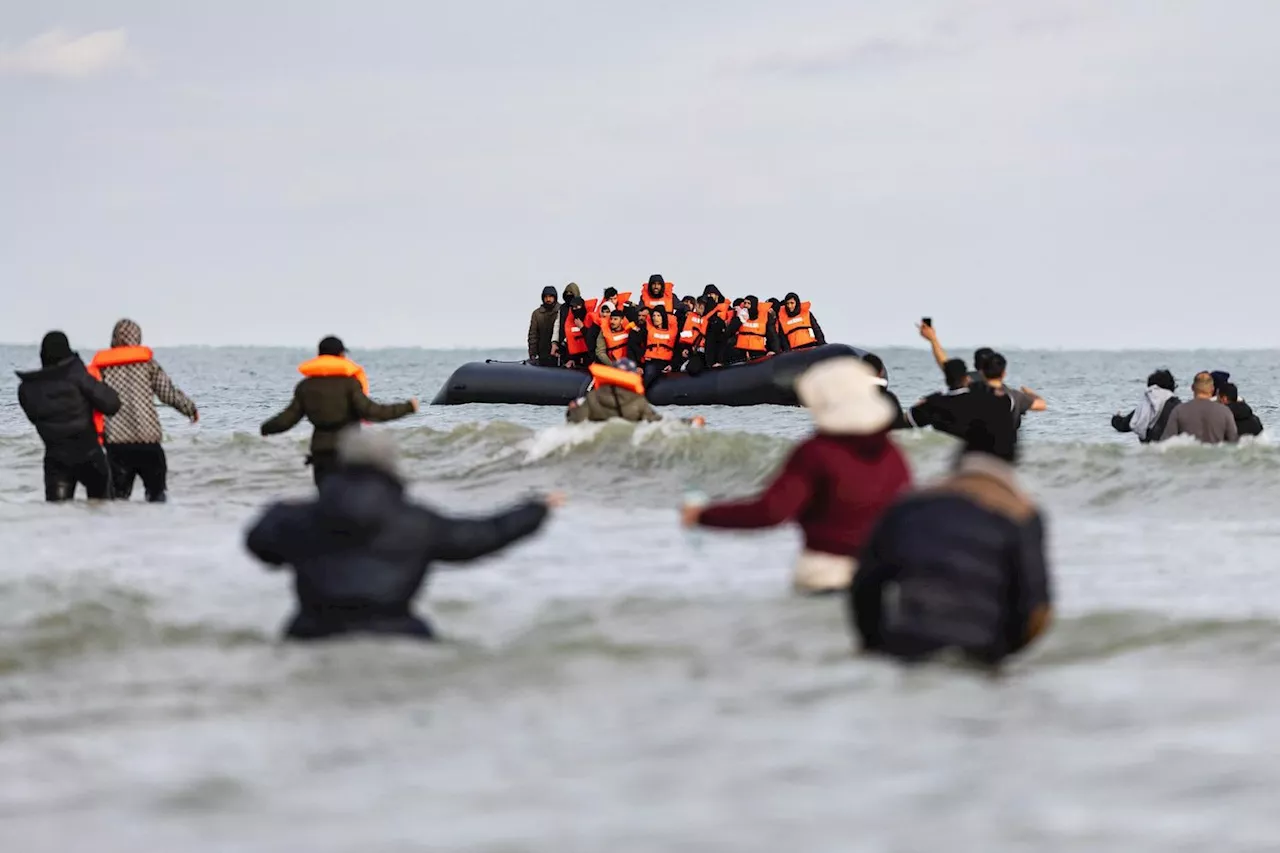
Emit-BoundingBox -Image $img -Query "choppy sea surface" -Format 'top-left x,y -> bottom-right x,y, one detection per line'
3,343 -> 1280,852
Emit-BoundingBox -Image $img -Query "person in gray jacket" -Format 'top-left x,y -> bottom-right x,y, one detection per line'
1161,372 -> 1238,444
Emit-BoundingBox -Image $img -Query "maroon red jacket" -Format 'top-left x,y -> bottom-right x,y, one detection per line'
697,433 -> 911,557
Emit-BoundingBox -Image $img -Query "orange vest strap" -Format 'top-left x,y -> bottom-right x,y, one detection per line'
299,356 -> 370,395
91,346 -> 154,369
589,364 -> 645,396
86,364 -> 107,444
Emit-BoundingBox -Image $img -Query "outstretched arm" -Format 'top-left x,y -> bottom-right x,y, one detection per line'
261,389 -> 305,436
433,501 -> 550,563
351,384 -> 416,423
695,449 -> 812,529
151,362 -> 198,419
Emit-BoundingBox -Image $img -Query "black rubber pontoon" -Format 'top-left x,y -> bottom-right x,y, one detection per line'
431,343 -> 872,407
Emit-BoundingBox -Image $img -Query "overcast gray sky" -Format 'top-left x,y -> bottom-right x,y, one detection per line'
2,1 -> 1278,349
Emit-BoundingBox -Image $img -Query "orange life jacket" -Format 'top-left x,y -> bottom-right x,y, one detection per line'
582,299 -> 599,328
600,326 -> 632,362
589,363 -> 645,396
644,324 -> 675,362
781,302 -> 817,348
735,311 -> 769,352
88,346 -> 154,442
678,313 -> 708,350
714,301 -> 734,325
298,355 -> 370,395
641,282 -> 675,312
564,314 -> 590,356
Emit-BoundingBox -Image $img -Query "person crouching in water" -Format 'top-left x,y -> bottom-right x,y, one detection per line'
90,318 -> 199,502
246,427 -> 562,642
261,336 -> 419,487
566,358 -> 661,423
16,331 -> 121,501
681,358 -> 910,594
851,418 -> 1052,668
1112,369 -> 1179,444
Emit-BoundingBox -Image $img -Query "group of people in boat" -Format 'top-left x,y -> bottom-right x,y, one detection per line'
528,275 -> 827,385
1112,369 -> 1263,445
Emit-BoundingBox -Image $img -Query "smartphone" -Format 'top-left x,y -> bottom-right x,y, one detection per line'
922,317 -> 932,327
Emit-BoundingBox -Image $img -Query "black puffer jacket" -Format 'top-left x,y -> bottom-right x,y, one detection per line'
16,356 -> 121,462
245,465 -> 550,640
851,454 -> 1052,666
1229,401 -> 1264,437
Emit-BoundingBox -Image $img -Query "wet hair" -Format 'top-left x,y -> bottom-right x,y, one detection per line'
861,353 -> 887,379
981,352 -> 1008,380
1220,382 -> 1240,403
318,335 -> 345,356
943,358 -> 969,390
973,347 -> 995,372
1147,369 -> 1175,392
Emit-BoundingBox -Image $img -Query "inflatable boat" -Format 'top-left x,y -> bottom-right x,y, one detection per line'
431,343 -> 873,407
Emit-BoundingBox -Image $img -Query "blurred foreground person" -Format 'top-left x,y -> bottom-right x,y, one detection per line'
260,336 -> 418,487
682,358 -> 910,594
16,331 -> 121,501
851,419 -> 1052,667
246,428 -> 561,642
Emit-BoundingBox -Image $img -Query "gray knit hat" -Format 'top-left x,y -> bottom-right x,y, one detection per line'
336,427 -> 401,479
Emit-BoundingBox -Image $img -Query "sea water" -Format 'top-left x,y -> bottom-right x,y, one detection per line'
2,344 -> 1279,851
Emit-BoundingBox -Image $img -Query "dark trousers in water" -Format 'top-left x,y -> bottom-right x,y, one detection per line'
284,609 -> 435,641
107,442 -> 168,502
307,451 -> 339,488
643,359 -> 670,388
44,450 -> 111,502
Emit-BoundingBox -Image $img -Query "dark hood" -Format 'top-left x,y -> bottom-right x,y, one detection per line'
563,282 -> 581,302
539,286 -> 559,312
16,354 -> 85,382
701,284 -> 724,301
650,305 -> 668,328
782,292 -> 801,315
315,466 -> 405,539
40,331 -> 73,366
111,318 -> 143,348
744,295 -> 760,320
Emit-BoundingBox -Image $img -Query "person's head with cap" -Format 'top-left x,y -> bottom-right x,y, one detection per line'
1210,370 -> 1230,396
613,357 -> 639,374
943,358 -> 970,391
795,358 -> 896,436
540,286 -> 558,307
336,426 -> 402,482
318,335 -> 346,357
39,331 -> 74,367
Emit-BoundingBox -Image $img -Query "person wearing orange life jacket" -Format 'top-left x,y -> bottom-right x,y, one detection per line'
640,274 -> 675,313
673,298 -> 710,374
593,307 -> 637,366
89,318 -> 199,503
560,298 -> 595,370
778,291 -> 827,352
724,296 -> 779,364
261,336 -> 419,487
641,305 -> 677,386
566,358 -> 661,424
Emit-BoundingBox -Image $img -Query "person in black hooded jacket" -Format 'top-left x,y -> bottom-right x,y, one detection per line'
246,427 -> 561,641
16,331 -> 122,501
722,296 -> 781,363
778,292 -> 827,351
1218,383 -> 1263,437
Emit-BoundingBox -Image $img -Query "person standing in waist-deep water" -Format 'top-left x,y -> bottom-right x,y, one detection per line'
527,286 -> 560,366
246,427 -> 562,642
1218,382 -> 1263,437
981,353 -> 1046,433
16,331 -> 121,501
1160,371 -> 1238,444
260,336 -> 418,487
778,292 -> 826,351
851,418 -> 1053,668
1111,369 -> 1180,443
682,358 -> 911,594
89,319 -> 198,502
